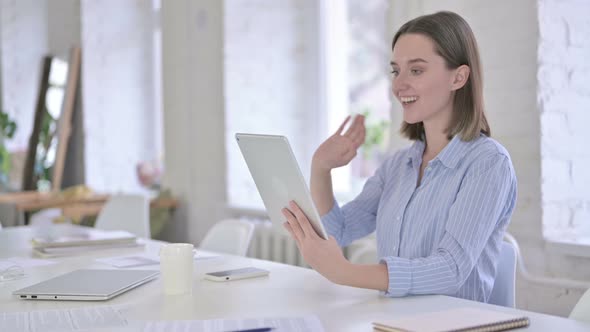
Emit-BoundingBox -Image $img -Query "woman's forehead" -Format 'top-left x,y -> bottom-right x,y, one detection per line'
391,33 -> 439,64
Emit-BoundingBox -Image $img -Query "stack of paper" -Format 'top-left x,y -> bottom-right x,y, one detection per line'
0,305 -> 128,331
31,228 -> 142,258
1,306 -> 324,332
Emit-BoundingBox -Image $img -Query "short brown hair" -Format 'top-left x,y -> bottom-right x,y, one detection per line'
393,11 -> 490,141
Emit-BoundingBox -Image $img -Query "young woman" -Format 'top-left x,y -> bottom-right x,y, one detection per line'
281,11 -> 517,303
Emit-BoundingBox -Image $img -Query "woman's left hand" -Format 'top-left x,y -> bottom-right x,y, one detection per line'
282,201 -> 349,284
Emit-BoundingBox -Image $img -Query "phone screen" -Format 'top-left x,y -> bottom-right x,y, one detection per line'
207,267 -> 265,277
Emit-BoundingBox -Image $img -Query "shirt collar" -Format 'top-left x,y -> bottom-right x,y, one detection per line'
407,140 -> 425,167
407,134 -> 479,169
435,135 -> 469,169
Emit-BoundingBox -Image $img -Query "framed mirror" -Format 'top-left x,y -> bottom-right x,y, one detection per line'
22,47 -> 81,192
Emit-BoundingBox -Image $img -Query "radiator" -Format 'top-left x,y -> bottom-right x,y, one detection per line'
246,219 -> 307,267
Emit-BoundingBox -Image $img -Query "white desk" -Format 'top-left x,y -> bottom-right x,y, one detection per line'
1,225 -> 589,331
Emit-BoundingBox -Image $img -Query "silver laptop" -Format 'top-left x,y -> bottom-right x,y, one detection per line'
13,269 -> 159,301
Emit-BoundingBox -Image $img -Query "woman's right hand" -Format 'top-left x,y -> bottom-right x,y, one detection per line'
312,115 -> 366,172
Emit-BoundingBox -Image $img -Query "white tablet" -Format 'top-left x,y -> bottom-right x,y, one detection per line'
236,133 -> 328,240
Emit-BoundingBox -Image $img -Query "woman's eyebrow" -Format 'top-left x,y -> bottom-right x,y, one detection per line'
390,58 -> 428,66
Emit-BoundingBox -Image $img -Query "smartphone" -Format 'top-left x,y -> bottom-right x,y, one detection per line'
204,267 -> 270,282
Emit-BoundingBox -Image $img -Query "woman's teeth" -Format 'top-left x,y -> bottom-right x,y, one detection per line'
401,96 -> 418,104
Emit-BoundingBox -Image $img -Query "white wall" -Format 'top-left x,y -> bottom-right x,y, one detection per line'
47,0 -> 80,59
81,0 -> 160,193
160,0 -> 226,243
539,0 -> 590,242
0,0 -> 49,152
224,0 -> 319,209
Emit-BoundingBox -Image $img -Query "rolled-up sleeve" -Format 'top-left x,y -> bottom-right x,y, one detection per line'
321,157 -> 393,248
381,154 -> 516,297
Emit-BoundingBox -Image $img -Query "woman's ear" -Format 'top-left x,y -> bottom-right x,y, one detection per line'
451,65 -> 470,91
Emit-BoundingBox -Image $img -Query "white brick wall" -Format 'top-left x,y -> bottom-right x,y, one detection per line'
539,0 -> 590,240
81,0 -> 160,192
0,0 -> 49,151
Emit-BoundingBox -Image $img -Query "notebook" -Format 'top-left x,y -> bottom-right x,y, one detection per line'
32,241 -> 145,258
32,229 -> 137,249
372,307 -> 529,332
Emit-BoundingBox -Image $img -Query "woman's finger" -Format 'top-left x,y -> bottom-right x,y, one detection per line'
344,149 -> 357,163
282,207 -> 305,241
353,128 -> 366,148
283,222 -> 301,247
334,116 -> 351,136
344,116 -> 363,139
347,129 -> 361,144
289,201 -> 320,239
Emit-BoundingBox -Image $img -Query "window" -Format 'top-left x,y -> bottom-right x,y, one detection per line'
324,0 -> 392,202
225,0 -> 391,211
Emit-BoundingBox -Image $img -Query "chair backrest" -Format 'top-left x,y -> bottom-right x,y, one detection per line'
198,219 -> 255,256
94,194 -> 150,238
348,240 -> 378,264
570,288 -> 590,323
488,241 -> 517,307
29,208 -> 63,227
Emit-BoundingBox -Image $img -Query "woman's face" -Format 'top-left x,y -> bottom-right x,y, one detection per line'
391,33 -> 459,128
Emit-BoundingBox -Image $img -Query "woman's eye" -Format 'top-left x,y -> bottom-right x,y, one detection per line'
411,69 -> 423,75
391,69 -> 399,77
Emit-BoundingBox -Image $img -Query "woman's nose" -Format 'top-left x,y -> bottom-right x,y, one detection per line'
393,74 -> 409,94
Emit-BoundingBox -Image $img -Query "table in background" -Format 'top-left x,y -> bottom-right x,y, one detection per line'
0,191 -> 177,226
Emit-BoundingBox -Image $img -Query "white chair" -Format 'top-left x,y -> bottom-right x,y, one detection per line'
94,194 -> 150,238
348,239 -> 378,264
488,241 -> 517,307
346,237 -> 516,307
198,219 -> 255,256
29,208 -> 63,227
570,288 -> 590,323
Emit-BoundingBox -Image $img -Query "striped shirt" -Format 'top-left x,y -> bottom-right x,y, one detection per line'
322,134 -> 517,302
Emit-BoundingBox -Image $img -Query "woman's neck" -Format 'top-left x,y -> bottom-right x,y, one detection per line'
422,103 -> 453,159
423,124 -> 451,159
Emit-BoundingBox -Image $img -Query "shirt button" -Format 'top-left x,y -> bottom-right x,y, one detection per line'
396,216 -> 401,221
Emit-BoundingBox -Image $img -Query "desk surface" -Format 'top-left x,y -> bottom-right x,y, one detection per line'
1,225 -> 589,332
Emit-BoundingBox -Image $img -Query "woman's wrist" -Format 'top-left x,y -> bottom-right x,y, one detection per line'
333,261 -> 389,291
311,156 -> 332,175
328,259 -> 354,285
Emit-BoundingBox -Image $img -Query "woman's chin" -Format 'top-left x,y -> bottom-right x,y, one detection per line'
403,115 -> 423,124
402,107 -> 423,124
